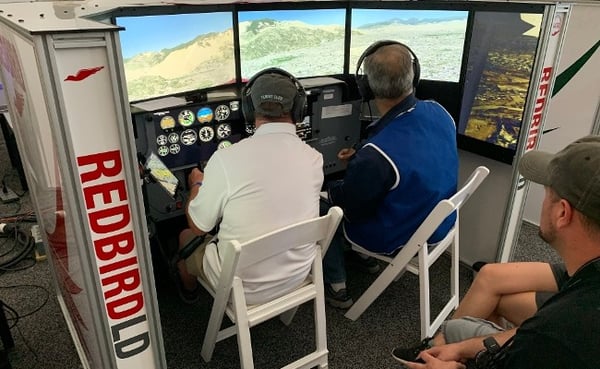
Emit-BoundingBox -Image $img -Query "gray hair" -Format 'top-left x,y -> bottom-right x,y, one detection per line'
364,44 -> 414,99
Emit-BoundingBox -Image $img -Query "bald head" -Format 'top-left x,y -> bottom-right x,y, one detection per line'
364,43 -> 415,99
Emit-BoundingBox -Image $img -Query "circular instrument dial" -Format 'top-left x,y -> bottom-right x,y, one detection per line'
168,132 -> 179,144
180,129 -> 198,146
160,116 -> 176,130
198,126 -> 214,142
157,146 -> 169,156
218,140 -> 232,150
178,110 -> 195,127
214,104 -> 230,121
216,123 -> 232,139
169,144 -> 181,155
156,134 -> 168,146
197,107 -> 214,124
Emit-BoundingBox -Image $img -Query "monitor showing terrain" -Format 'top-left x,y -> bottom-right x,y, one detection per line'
350,9 -> 469,82
117,12 -> 236,102
458,11 -> 543,156
238,9 -> 346,79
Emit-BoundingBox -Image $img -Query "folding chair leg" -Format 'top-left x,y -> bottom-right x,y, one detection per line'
345,264 -> 405,320
232,282 -> 255,369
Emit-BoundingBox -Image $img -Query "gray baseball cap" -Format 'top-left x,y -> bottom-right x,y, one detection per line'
250,72 -> 297,117
519,135 -> 600,223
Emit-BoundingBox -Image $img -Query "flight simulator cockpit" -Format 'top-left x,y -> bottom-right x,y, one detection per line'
114,2 -> 546,226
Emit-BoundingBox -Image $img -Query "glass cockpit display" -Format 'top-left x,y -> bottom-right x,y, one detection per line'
117,12 -> 236,102
238,9 -> 346,79
350,9 -> 469,83
458,11 -> 543,152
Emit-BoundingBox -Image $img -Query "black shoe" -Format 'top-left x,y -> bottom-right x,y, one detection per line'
391,337 -> 432,363
347,252 -> 381,274
324,284 -> 353,309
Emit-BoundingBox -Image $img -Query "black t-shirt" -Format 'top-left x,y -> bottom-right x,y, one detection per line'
499,258 -> 600,369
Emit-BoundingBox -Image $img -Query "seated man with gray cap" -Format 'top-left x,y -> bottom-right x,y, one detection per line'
398,135 -> 600,369
174,67 -> 324,305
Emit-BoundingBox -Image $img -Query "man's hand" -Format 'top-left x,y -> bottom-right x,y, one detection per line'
188,168 -> 204,189
337,148 -> 356,162
425,343 -> 465,362
398,352 -> 466,369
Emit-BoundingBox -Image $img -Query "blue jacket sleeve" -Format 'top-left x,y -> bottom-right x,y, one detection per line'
327,146 -> 396,222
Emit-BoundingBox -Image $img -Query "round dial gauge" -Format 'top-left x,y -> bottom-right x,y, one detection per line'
169,144 -> 181,155
216,123 -> 232,139
160,116 -> 176,130
168,132 -> 179,144
178,110 -> 195,127
198,126 -> 214,142
218,140 -> 232,150
245,123 -> 256,135
157,146 -> 169,157
214,105 -> 230,121
197,107 -> 214,124
180,129 -> 198,146
156,134 -> 168,146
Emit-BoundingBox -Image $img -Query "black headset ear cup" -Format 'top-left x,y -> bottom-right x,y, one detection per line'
241,67 -> 306,124
355,40 -> 421,101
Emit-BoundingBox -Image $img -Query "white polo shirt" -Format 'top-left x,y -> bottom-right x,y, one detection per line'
188,123 -> 324,304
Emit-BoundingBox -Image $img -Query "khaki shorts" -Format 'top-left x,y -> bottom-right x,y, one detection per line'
182,235 -> 216,281
442,316 -> 505,344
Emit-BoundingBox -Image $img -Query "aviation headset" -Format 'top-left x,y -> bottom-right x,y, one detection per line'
241,67 -> 307,124
355,40 -> 421,101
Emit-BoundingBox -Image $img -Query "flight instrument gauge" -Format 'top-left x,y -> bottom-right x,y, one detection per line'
156,134 -> 168,146
157,145 -> 169,157
168,132 -> 179,144
198,126 -> 214,142
169,144 -> 181,155
180,129 -> 198,146
216,123 -> 231,139
197,107 -> 213,124
160,116 -> 176,130
218,140 -> 232,150
214,105 -> 230,121
178,110 -> 195,127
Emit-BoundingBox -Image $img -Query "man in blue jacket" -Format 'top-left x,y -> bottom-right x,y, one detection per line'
323,41 -> 458,308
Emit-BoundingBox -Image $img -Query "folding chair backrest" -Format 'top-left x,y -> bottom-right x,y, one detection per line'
404,166 -> 491,250
200,206 -> 343,369
236,209 -> 341,271
345,166 -> 490,329
449,166 -> 490,211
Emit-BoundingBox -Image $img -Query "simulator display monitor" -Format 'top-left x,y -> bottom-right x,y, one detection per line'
350,9 -> 469,83
458,11 -> 543,162
238,9 -> 346,79
117,12 -> 236,102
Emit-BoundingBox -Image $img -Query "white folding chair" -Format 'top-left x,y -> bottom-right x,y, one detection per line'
344,166 -> 490,339
198,206 -> 343,369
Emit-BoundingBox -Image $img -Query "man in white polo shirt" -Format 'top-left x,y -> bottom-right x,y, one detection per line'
175,68 -> 324,305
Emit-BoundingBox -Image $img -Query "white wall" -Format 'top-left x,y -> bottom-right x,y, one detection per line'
522,3 -> 600,225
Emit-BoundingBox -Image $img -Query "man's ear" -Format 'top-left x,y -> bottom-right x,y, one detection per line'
556,198 -> 574,229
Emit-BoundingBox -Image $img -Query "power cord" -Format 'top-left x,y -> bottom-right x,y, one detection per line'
0,223 -> 35,272
1,284 -> 51,365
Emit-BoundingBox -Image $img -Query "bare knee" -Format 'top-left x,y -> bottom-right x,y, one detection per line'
472,263 -> 501,289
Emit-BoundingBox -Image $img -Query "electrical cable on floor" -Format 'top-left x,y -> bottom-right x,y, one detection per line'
1,285 -> 50,328
0,223 -> 35,272
1,288 -> 49,366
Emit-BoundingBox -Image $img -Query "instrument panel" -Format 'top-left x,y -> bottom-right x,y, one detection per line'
147,100 -> 245,169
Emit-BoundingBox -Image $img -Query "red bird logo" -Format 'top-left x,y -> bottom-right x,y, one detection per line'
64,66 -> 105,82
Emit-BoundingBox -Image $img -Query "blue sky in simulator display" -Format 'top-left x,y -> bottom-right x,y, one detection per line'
117,12 -> 233,59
